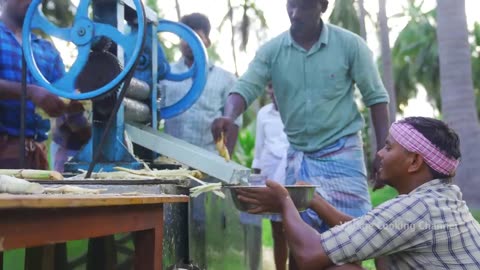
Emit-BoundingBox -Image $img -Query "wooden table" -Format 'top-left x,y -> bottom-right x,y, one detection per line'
0,194 -> 189,270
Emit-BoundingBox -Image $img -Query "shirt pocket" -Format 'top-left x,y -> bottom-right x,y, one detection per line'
318,65 -> 349,100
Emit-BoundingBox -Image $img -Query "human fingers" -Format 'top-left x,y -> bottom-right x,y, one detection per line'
295,180 -> 310,186
211,118 -> 224,141
247,205 -> 267,214
237,194 -> 261,205
236,188 -> 264,199
266,180 -> 289,196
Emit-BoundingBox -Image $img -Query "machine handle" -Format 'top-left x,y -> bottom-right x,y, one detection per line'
157,20 -> 208,119
22,0 -> 146,100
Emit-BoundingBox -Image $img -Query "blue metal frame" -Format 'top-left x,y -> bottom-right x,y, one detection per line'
22,0 -> 146,100
157,20 -> 208,119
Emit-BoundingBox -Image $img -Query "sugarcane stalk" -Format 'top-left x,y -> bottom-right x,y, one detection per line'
0,169 -> 63,180
215,132 -> 230,161
114,167 -> 224,198
0,175 -> 44,194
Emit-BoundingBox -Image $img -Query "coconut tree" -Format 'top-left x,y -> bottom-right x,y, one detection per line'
357,0 -> 367,39
219,0 -> 268,76
392,4 -> 440,111
174,0 -> 182,20
329,0 -> 361,37
378,0 -> 396,122
436,0 -> 480,207
392,1 -> 480,117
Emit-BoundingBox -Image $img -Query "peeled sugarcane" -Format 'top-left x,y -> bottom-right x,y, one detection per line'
0,175 -> 44,194
113,166 -> 204,180
215,132 -> 230,161
190,182 -> 225,199
114,167 -> 225,198
44,185 -> 107,195
0,169 -> 63,181
68,171 -> 153,180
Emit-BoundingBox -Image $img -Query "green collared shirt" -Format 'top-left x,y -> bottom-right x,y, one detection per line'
232,23 -> 389,152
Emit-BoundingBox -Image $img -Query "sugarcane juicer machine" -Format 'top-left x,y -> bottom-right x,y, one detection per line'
21,0 -> 260,269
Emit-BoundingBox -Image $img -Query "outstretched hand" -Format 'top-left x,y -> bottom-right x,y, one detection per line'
236,180 -> 290,214
29,85 -> 66,117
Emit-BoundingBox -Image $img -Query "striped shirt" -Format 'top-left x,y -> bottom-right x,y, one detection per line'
0,21 -> 64,141
321,179 -> 480,269
159,59 -> 241,152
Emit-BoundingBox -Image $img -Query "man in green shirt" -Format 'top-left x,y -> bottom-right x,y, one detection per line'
212,0 -> 389,268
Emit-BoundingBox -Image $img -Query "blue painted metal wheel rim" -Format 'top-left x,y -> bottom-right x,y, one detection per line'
157,20 -> 208,119
22,0 -> 146,100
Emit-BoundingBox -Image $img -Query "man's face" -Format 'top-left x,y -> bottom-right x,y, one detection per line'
180,29 -> 210,62
286,0 -> 323,34
376,135 -> 412,187
4,0 -> 31,23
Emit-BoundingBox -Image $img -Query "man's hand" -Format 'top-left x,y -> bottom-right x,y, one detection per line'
371,155 -> 386,191
65,100 -> 85,114
236,180 -> 290,214
29,85 -> 66,117
211,116 -> 235,142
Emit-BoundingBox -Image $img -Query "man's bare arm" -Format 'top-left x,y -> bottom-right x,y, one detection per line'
309,194 -> 354,227
370,102 -> 390,190
225,123 -> 239,155
224,93 -> 246,121
0,79 -> 66,117
370,102 -> 390,151
280,195 -> 333,270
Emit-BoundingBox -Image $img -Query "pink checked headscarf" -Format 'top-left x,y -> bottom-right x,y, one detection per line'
389,121 -> 460,176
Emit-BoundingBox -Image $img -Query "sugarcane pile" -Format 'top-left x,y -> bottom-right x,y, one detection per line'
0,167 -> 225,198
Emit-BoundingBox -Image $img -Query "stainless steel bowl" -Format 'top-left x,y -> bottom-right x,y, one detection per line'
228,185 -> 316,213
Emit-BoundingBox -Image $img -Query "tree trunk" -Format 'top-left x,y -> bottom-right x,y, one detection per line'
378,0 -> 396,123
356,0 -> 376,165
436,0 -> 480,207
227,0 -> 239,76
357,0 -> 367,40
174,0 -> 182,21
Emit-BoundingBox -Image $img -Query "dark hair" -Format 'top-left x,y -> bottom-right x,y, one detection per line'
400,117 -> 461,180
180,13 -> 211,38
320,0 -> 329,13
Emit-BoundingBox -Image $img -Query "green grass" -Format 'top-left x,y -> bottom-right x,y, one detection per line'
370,186 -> 398,207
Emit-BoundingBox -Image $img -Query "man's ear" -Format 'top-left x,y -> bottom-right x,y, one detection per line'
407,153 -> 424,174
204,37 -> 211,48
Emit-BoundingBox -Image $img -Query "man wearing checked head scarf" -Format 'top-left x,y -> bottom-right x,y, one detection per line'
237,117 -> 480,269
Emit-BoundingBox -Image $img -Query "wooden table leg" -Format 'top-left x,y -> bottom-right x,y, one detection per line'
25,245 -> 55,270
54,243 -> 68,270
87,236 -> 117,270
134,208 -> 164,270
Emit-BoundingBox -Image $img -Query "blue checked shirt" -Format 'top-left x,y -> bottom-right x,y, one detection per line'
0,21 -> 65,141
159,59 -> 242,153
320,179 -> 480,269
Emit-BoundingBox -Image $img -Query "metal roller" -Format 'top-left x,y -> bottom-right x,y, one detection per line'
126,78 -> 151,101
124,97 -> 151,123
